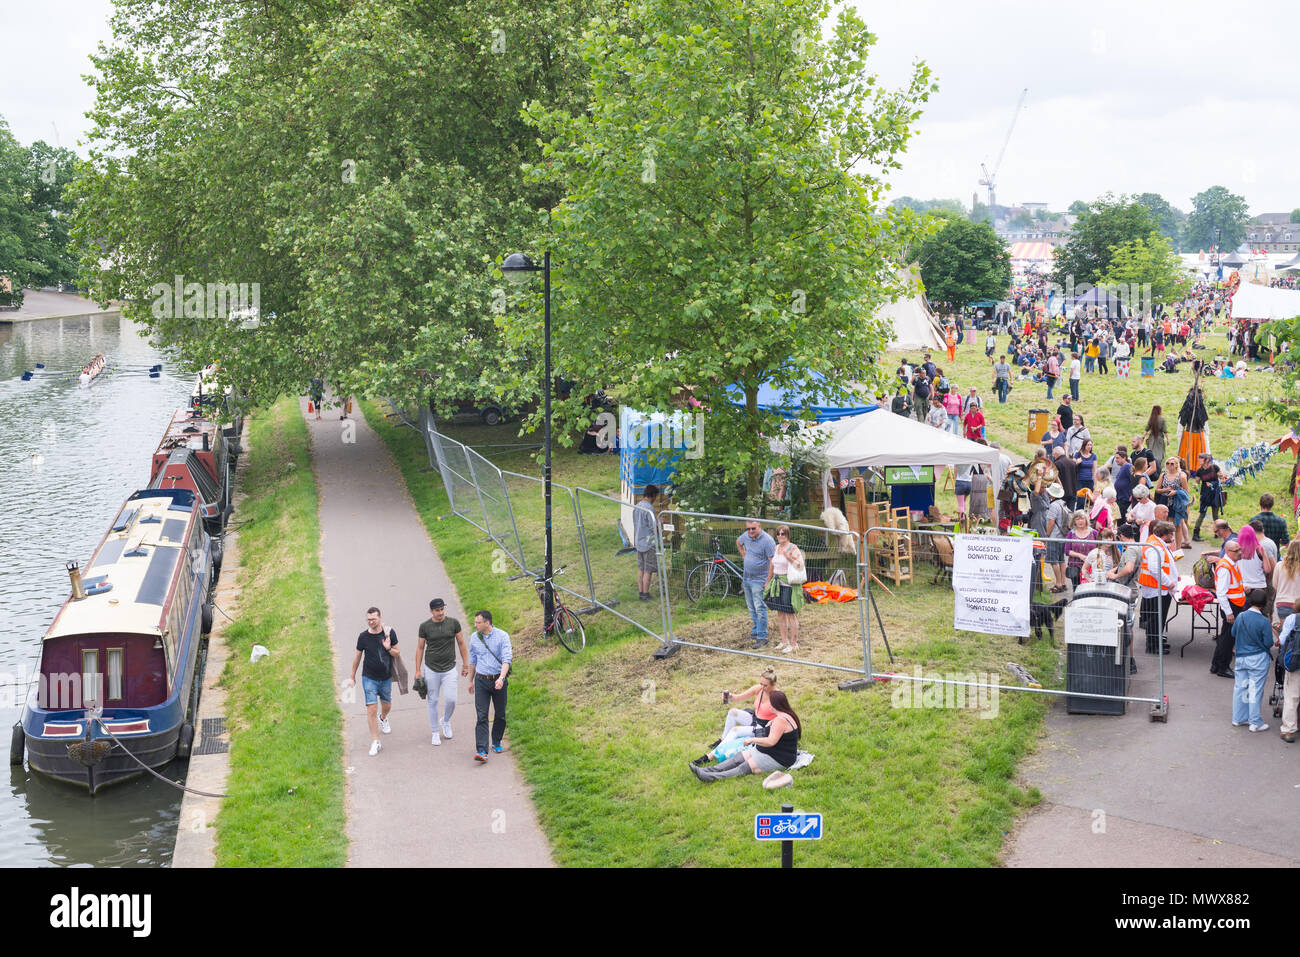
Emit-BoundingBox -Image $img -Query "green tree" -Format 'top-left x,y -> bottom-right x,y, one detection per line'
1260,318 -> 1300,435
1097,232 -> 1191,311
891,196 -> 966,218
0,117 -> 79,302
1135,192 -> 1186,251
969,199 -> 991,224
525,0 -> 935,503
73,0 -> 606,412
1290,207 -> 1300,224
917,218 -> 1010,313
1067,199 -> 1089,216
1050,193 -> 1157,287
1185,185 -> 1251,252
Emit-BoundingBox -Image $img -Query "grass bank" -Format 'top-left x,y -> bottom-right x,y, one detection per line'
213,398 -> 345,867
366,400 -> 1046,866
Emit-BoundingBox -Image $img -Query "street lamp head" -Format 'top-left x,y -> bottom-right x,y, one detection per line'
501,251 -> 540,285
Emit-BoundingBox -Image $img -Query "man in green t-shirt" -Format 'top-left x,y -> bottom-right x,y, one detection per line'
415,599 -> 469,746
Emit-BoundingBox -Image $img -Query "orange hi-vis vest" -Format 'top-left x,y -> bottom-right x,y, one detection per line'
1138,536 -> 1175,591
1216,555 -> 1246,607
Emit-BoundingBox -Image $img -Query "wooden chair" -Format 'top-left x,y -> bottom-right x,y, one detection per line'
874,506 -> 914,586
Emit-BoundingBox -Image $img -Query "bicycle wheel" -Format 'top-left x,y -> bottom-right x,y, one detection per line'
553,605 -> 586,653
686,562 -> 730,603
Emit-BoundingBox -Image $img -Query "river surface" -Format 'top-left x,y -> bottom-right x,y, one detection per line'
0,314 -> 194,866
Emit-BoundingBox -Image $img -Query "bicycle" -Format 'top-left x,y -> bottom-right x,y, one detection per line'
685,536 -> 745,603
535,566 -> 586,653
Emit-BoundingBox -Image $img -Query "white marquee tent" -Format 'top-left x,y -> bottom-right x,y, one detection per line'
1229,278 -> 1300,321
775,407 -> 1005,508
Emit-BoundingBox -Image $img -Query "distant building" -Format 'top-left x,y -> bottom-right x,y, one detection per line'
1244,222 -> 1300,253
1251,212 -> 1292,227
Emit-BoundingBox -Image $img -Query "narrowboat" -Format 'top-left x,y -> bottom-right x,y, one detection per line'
15,488 -> 216,794
189,363 -> 244,453
151,408 -> 232,535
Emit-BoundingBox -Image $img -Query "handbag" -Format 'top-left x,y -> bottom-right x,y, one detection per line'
784,545 -> 807,585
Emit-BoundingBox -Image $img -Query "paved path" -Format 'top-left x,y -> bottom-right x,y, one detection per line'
0,289 -> 120,323
307,396 -> 553,868
1004,543 -> 1300,867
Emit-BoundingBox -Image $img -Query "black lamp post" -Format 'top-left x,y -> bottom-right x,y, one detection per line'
501,250 -> 553,627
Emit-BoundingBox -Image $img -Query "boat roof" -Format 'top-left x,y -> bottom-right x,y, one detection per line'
156,409 -> 220,456
45,489 -> 199,642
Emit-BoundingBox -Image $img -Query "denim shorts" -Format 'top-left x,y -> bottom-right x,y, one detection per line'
362,675 -> 392,705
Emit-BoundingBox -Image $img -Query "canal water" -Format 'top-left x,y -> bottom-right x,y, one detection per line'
0,314 -> 194,866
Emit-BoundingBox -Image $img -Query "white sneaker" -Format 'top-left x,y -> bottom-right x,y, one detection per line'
379,716 -> 391,734
431,732 -> 441,746
1249,723 -> 1270,733
1232,720 -> 1248,727
441,721 -> 453,739
369,740 -> 381,756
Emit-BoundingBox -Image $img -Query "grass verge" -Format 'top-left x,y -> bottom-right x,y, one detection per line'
213,398 -> 345,866
366,400 -> 1046,866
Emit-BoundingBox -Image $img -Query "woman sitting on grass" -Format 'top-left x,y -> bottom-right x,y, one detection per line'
691,690 -> 801,782
719,666 -> 778,742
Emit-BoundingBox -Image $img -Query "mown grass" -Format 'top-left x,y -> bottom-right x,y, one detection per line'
213,398 -> 345,867
367,400 -> 1048,867
883,328 -> 1295,529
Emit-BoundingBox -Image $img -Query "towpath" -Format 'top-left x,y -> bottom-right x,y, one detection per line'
306,395 -> 553,867
1004,545 -> 1300,867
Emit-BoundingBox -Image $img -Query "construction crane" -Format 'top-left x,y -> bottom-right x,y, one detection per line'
978,87 -> 1029,213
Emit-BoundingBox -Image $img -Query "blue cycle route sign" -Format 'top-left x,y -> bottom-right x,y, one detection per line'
754,812 -> 822,841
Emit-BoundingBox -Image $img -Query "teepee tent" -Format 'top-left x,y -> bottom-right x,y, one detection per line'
882,266 -> 944,351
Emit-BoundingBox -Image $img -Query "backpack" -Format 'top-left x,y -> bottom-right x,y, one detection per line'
1283,615 -> 1300,672
1192,556 -> 1215,590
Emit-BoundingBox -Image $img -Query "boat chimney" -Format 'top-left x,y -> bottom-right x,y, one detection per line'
67,560 -> 87,600
202,431 -> 210,451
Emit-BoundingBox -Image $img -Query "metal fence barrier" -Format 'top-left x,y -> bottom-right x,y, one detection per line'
864,525 -> 1172,717
420,417 -> 1188,719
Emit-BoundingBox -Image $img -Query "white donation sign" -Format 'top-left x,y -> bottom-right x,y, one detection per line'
952,534 -> 1032,638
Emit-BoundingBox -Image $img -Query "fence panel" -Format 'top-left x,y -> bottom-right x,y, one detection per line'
574,487 -> 669,642
864,526 -> 1170,714
660,509 -> 869,674
428,427 -> 488,535
500,471 -> 596,606
463,447 -> 526,574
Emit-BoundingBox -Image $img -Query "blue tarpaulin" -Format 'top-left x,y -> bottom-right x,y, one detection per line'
729,371 -> 877,423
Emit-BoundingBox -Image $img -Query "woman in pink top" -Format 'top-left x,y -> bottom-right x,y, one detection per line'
1064,510 -> 1097,587
943,389 -> 962,435
1274,540 -> 1300,623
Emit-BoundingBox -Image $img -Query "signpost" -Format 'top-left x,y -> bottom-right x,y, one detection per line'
755,805 -> 822,868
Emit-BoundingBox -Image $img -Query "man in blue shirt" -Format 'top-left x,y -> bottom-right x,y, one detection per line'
468,610 -> 513,762
737,522 -> 776,648
1231,591 -> 1275,732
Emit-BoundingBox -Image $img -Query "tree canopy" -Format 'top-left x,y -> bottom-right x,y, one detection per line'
73,0 -> 607,411
1050,193 -> 1157,287
523,0 -> 934,502
917,218 -> 1009,313
1185,185 -> 1250,252
1135,192 -> 1186,251
1097,231 -> 1191,310
0,116 -> 79,302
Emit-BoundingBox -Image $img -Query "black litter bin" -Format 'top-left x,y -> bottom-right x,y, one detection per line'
1065,585 -> 1131,715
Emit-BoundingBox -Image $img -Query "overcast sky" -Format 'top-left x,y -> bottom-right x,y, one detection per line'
3,0 -> 1297,218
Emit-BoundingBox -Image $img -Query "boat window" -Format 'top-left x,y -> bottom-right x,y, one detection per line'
107,648 -> 124,700
82,649 -> 100,706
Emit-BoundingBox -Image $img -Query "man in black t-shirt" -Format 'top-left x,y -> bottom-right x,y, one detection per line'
1056,395 -> 1074,430
416,598 -> 469,746
348,606 -> 401,756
